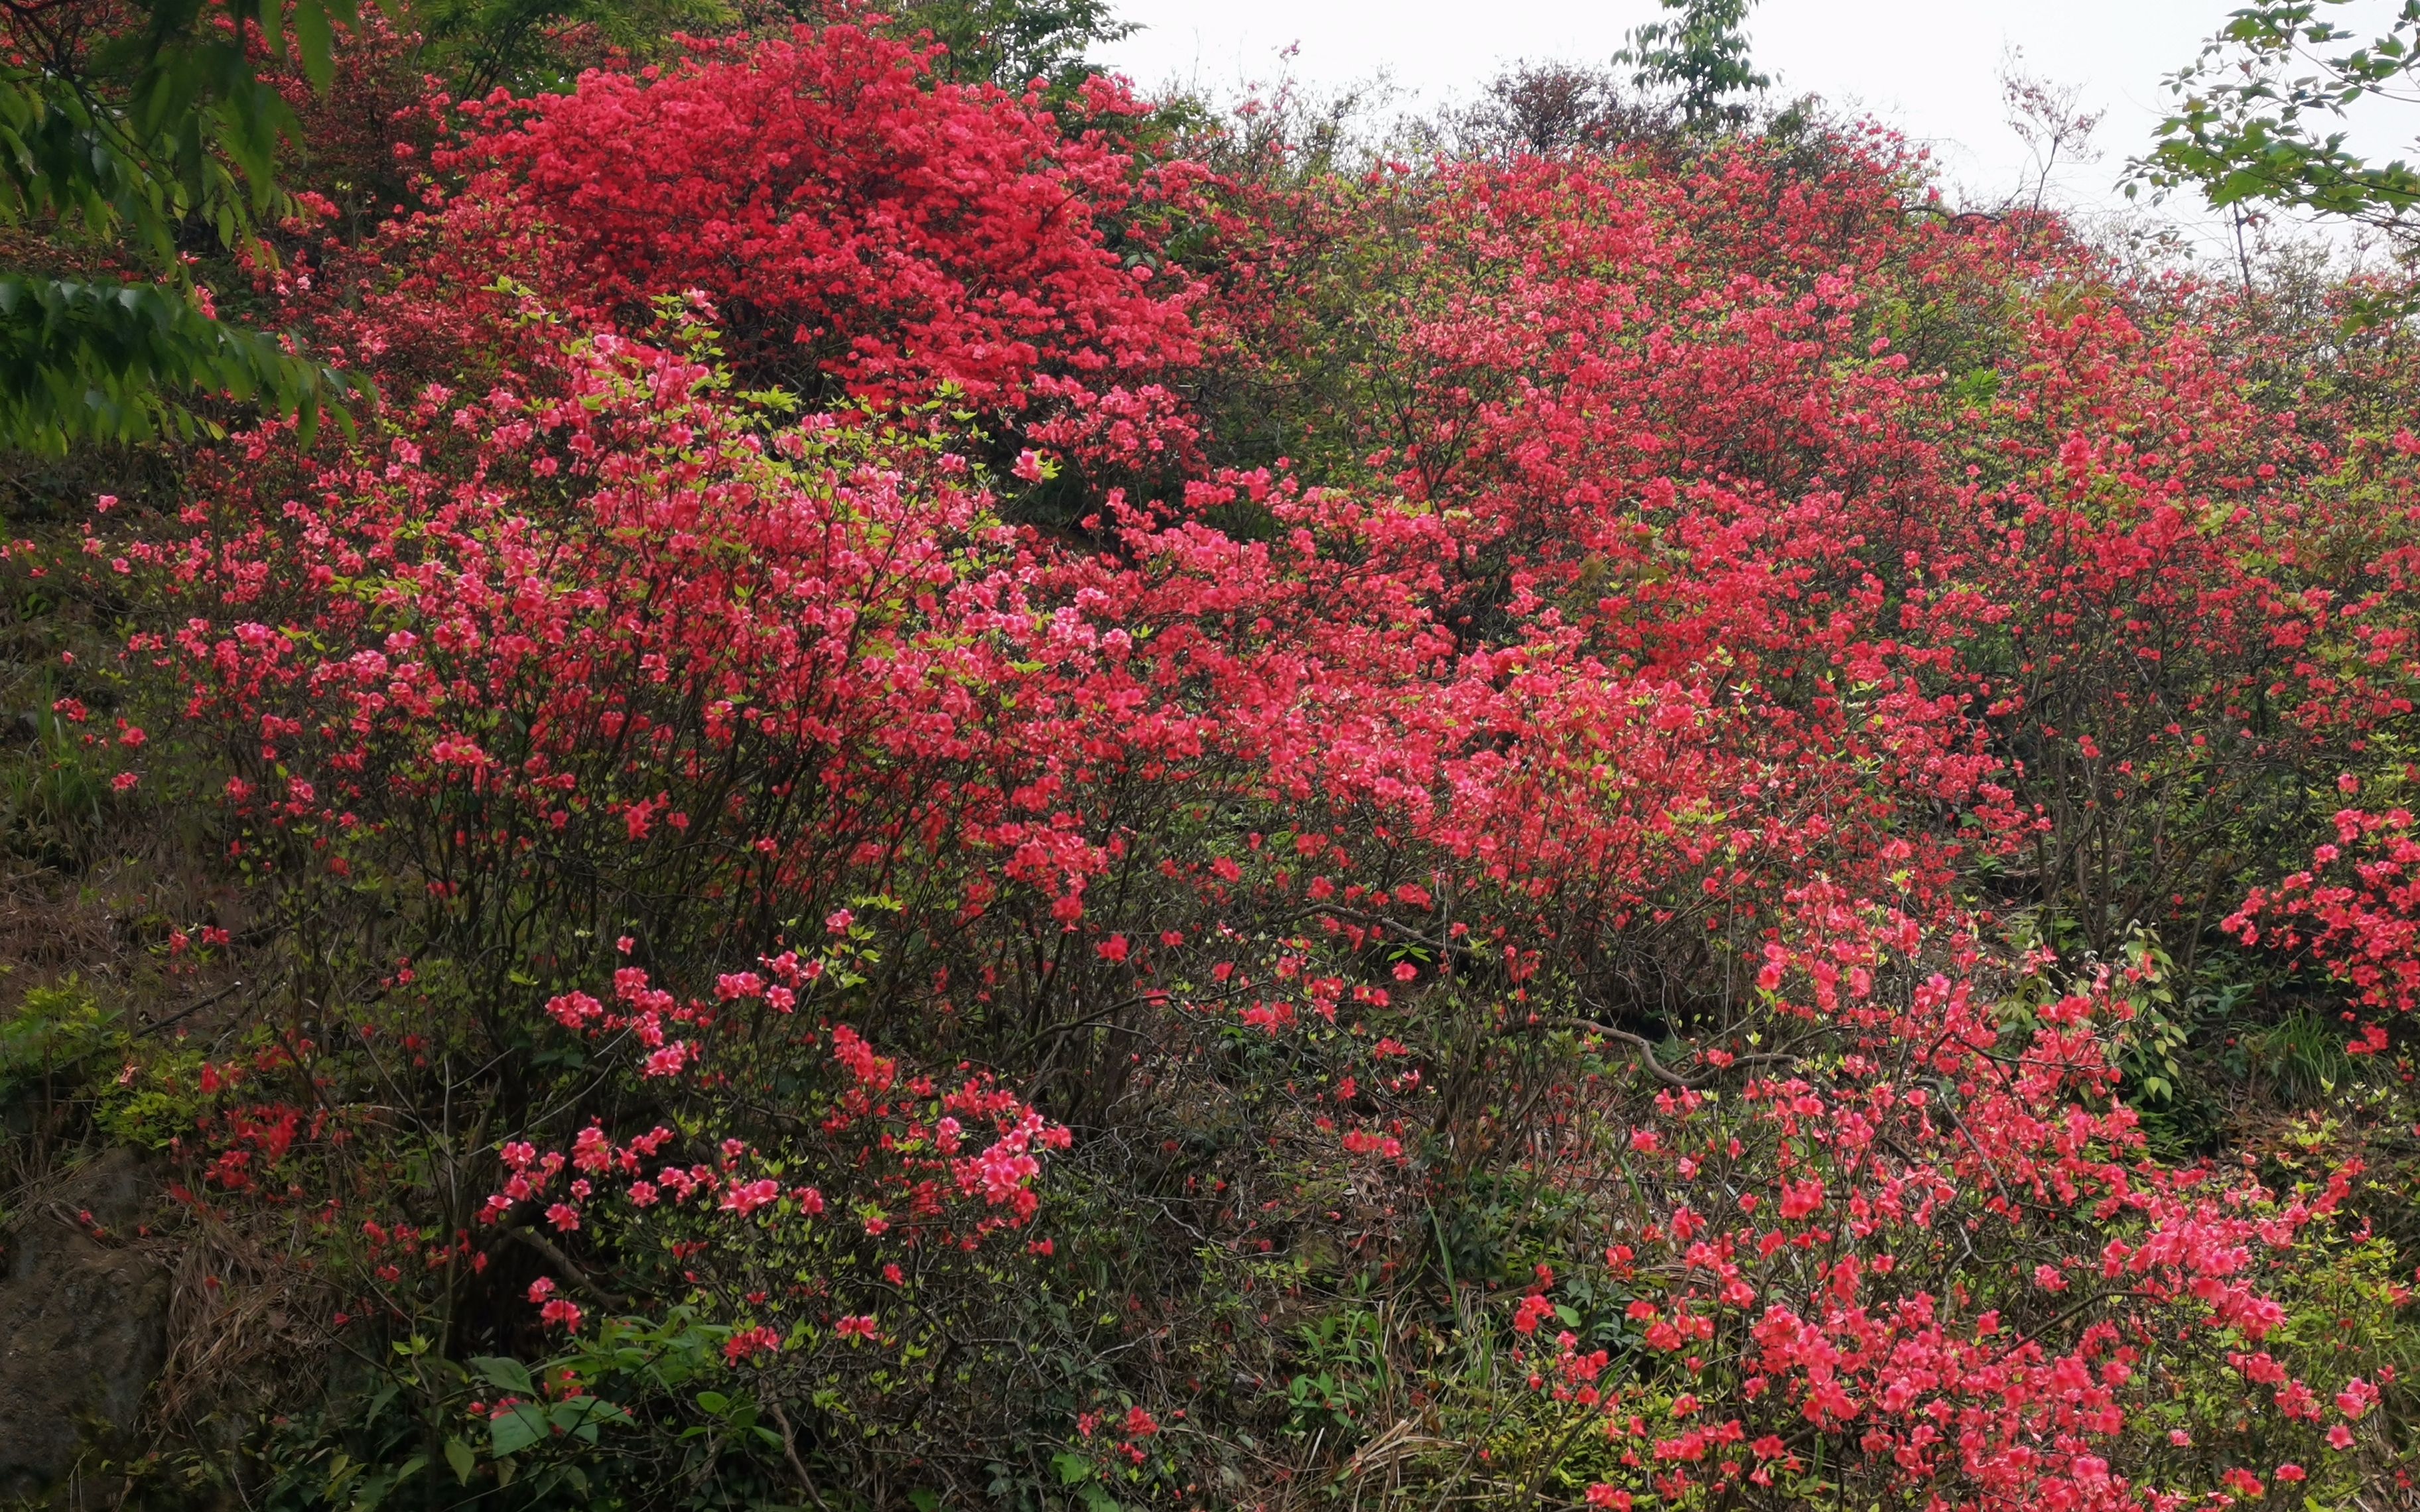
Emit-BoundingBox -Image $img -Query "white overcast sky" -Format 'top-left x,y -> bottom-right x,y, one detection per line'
1097,0 -> 2420,265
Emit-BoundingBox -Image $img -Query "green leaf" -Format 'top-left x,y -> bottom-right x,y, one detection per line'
1053,1452 -> 1093,1485
293,0 -> 337,90
443,1438 -> 476,1486
0,275 -> 363,456
468,1355 -> 536,1396
552,1397 -> 602,1444
551,1395 -> 631,1444
489,1401 -> 548,1458
323,1451 -> 359,1502
365,1379 -> 401,1423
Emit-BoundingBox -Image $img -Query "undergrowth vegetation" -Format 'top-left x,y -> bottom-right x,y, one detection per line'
0,3 -> 2416,1510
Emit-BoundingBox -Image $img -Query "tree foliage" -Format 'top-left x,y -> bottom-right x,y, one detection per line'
0,0 -> 362,452
2136,0 -> 2420,229
409,0 -> 736,95
890,0 -> 1131,94
1613,0 -> 1767,130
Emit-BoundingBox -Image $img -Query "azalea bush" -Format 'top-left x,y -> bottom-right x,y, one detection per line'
1,7 -> 2416,1512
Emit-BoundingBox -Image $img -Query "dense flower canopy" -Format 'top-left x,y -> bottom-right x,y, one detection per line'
447,25 -> 1210,465
27,13 -> 2415,1511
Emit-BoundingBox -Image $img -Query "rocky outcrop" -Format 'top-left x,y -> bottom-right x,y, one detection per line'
0,1148 -> 169,1497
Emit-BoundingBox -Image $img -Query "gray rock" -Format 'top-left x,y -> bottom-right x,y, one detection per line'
0,1149 -> 168,1497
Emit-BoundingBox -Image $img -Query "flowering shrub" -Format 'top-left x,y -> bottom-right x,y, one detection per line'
2228,802 -> 2420,1056
25,17 -> 2418,1511
445,22 -> 1210,470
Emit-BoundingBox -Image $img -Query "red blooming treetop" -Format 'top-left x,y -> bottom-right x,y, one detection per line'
443,22 -> 1210,470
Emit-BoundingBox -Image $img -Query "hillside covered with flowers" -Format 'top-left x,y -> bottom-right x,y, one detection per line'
0,3 -> 2414,1509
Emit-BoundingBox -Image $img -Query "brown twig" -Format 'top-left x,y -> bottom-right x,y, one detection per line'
500,1224 -> 631,1311
765,1396 -> 833,1512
